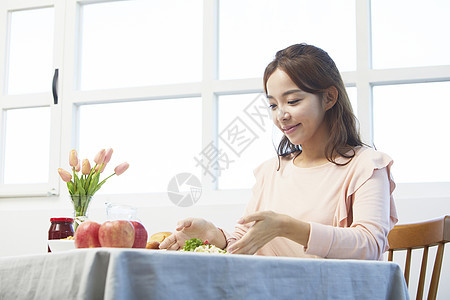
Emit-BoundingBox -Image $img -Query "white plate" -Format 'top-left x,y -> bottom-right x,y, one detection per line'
48,240 -> 75,252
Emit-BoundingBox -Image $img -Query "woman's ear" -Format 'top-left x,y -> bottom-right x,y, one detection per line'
324,86 -> 338,111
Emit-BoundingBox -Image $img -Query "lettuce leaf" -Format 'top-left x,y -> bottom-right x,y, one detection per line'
183,238 -> 203,251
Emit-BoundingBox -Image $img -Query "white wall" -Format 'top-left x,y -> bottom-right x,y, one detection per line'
0,193 -> 449,299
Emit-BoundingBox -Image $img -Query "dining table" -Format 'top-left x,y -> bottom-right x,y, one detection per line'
0,248 -> 409,299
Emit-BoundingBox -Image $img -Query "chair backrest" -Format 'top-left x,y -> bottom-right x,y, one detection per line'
388,215 -> 450,300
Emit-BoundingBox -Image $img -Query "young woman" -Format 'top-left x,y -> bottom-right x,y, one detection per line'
160,44 -> 398,260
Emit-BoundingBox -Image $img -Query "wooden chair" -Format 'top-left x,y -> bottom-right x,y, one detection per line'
388,215 -> 450,300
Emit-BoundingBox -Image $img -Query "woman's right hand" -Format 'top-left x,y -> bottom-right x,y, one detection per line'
159,218 -> 219,250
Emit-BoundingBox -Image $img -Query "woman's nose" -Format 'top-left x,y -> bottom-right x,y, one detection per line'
277,107 -> 289,121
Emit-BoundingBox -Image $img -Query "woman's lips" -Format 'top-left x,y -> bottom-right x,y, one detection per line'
283,123 -> 300,135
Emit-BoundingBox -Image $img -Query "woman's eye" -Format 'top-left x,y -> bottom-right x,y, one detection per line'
288,99 -> 301,105
268,104 -> 277,110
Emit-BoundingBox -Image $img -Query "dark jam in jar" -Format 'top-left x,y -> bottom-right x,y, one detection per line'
48,217 -> 74,252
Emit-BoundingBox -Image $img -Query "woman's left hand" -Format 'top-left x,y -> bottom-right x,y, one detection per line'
227,210 -> 286,255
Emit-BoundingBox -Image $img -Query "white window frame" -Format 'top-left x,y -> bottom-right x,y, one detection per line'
0,0 -> 64,197
355,0 -> 450,201
0,0 -> 449,203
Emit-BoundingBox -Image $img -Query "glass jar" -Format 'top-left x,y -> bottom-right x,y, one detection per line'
48,217 -> 74,252
105,203 -> 137,221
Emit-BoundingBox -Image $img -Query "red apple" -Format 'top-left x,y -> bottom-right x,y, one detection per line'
130,221 -> 148,248
99,220 -> 135,248
74,221 -> 101,248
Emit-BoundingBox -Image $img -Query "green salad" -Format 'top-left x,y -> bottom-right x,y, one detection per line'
183,238 -> 204,251
182,238 -> 227,254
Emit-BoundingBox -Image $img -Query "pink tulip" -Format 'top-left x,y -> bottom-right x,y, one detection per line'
69,149 -> 78,168
114,162 -> 129,175
94,149 -> 106,165
82,159 -> 91,175
58,168 -> 72,182
104,148 -> 113,164
75,160 -> 81,172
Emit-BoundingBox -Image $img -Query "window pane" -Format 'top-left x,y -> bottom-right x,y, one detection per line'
79,0 -> 203,90
372,0 -> 450,69
7,7 -> 54,95
78,98 -> 202,193
3,107 -> 50,184
346,86 -> 357,115
373,82 -> 450,183
217,93 -> 277,189
219,0 -> 356,80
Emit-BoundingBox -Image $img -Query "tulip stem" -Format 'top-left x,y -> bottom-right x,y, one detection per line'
72,167 -> 76,191
84,165 -> 97,191
100,173 -> 116,184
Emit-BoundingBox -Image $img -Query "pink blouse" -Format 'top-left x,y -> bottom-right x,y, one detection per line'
224,146 -> 398,260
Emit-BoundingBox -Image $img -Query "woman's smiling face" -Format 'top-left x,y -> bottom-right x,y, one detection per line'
266,68 -> 329,147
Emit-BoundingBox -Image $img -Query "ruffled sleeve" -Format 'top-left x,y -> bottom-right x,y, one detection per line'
337,148 -> 398,229
305,147 -> 398,260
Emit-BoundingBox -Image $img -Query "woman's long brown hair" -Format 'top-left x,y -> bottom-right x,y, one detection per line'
263,43 -> 365,167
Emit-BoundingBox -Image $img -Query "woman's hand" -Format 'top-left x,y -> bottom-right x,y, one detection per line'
228,211 -> 311,254
227,211 -> 286,255
159,218 -> 225,250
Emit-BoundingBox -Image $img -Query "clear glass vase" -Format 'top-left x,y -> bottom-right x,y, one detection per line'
71,194 -> 92,231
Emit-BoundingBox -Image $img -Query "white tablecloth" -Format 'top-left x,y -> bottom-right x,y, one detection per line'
0,248 -> 409,300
